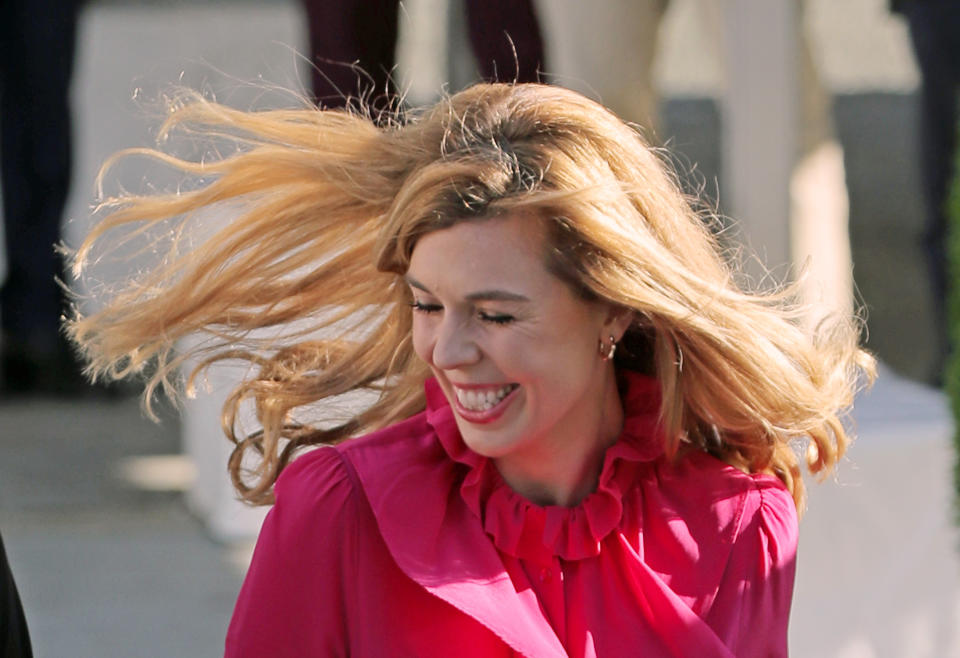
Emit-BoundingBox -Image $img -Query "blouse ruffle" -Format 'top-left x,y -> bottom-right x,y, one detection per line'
427,372 -> 667,563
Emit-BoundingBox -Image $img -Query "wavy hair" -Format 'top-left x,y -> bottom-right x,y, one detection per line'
69,83 -> 874,508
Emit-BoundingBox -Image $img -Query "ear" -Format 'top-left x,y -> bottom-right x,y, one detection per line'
602,306 -> 634,343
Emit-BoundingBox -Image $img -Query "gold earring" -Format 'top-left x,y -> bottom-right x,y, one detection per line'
599,334 -> 617,361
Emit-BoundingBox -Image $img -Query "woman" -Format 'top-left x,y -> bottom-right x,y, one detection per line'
70,83 -> 872,657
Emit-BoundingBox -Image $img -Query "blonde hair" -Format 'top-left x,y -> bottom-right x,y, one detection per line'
69,83 -> 874,509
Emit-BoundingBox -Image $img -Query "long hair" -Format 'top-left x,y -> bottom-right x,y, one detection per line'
69,83 -> 874,508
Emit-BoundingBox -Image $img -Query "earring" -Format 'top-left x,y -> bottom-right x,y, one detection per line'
599,334 -> 617,361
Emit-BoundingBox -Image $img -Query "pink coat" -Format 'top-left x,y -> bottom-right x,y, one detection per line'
226,373 -> 798,657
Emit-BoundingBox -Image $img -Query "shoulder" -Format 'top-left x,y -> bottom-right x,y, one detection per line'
712,458 -> 798,558
272,409 -> 442,534
263,447 -> 362,567
275,445 -> 353,502
642,450 -> 798,648
337,409 -> 437,463
674,452 -> 799,590
335,411 -> 454,501
245,413 -> 443,573
677,457 -> 798,655
660,450 -> 797,542
727,467 -> 798,573
643,450 -> 798,590
277,411 -> 434,499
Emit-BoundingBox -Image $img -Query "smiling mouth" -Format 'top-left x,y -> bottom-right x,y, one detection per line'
453,384 -> 519,412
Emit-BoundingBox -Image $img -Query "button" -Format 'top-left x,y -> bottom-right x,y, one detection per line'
539,568 -> 551,583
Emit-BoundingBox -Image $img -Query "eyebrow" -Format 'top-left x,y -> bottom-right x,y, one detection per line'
404,275 -> 530,303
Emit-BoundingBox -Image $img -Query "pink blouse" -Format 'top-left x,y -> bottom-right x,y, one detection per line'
226,373 -> 798,657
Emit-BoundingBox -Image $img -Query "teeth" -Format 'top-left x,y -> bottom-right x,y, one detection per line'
455,385 -> 515,411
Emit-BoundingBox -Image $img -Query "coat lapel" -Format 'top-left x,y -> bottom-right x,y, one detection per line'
342,411 -> 568,658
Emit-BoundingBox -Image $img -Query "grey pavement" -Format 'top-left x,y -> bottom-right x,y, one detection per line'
0,396 -> 244,657
792,366 -> 960,657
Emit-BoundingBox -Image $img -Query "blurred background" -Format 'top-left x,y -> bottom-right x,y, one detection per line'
0,0 -> 958,656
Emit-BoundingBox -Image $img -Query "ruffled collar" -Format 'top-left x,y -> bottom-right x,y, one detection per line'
424,371 -> 665,563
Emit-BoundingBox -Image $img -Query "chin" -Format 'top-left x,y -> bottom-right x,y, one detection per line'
456,423 -> 520,459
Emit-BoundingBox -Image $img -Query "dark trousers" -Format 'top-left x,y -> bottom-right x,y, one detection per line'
901,0 -> 960,365
0,1 -> 79,354
0,531 -> 32,658
301,0 -> 546,108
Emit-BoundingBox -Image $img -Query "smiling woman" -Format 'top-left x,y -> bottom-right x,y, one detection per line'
407,214 -> 631,507
68,83 -> 874,657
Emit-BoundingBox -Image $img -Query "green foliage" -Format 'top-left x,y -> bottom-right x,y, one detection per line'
945,131 -> 960,520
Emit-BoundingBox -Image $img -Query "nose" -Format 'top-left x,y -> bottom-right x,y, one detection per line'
431,316 -> 481,370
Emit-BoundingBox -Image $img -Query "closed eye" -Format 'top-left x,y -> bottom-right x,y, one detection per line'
409,300 -> 443,314
478,311 -> 515,325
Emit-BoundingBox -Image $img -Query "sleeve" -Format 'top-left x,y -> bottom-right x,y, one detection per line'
225,448 -> 358,658
706,476 -> 799,658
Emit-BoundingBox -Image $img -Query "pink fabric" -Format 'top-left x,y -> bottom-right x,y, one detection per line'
226,373 -> 798,657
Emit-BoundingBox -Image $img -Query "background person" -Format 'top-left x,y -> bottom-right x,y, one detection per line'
0,530 -> 32,658
892,0 -> 960,383
537,0 -> 854,327
301,0 -> 546,108
0,0 -> 84,395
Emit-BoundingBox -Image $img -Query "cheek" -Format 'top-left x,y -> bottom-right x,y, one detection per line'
411,318 -> 435,364
520,329 -> 600,384
493,332 -> 573,379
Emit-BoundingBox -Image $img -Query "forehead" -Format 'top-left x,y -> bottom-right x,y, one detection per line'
407,214 -> 551,287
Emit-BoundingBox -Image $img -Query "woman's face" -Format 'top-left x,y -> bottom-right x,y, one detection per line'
407,213 -> 628,478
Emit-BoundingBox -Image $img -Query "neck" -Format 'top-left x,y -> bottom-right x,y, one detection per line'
494,368 -> 624,507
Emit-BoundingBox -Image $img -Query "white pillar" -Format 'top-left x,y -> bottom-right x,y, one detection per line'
68,3 -> 306,542
534,0 -> 668,132
395,0 -> 450,105
719,0 -> 800,280
180,352 -> 268,543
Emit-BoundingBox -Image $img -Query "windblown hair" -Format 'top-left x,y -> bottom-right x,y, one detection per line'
69,83 -> 874,509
